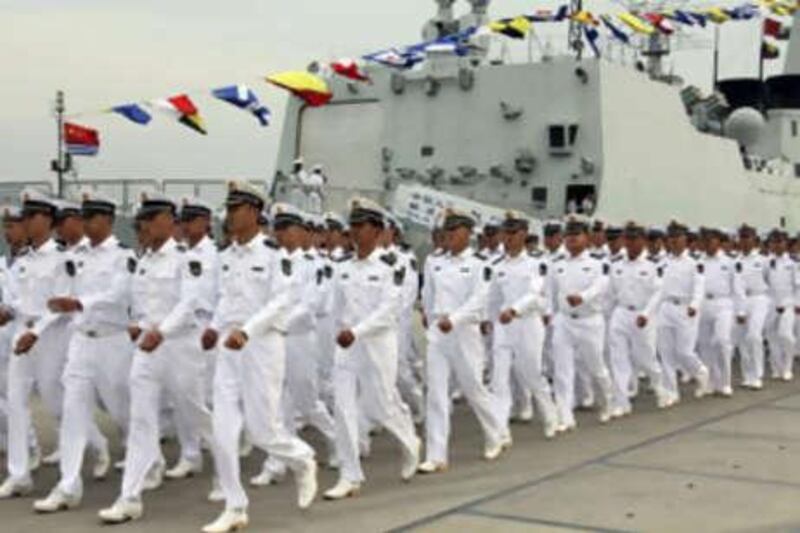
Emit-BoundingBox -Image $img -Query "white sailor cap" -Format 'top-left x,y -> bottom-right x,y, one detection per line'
0,205 -> 23,221
53,199 -> 82,221
136,191 -> 177,220
501,209 -> 530,231
179,196 -> 214,221
323,211 -> 347,231
226,180 -> 265,210
80,190 -> 116,217
20,187 -> 58,218
348,197 -> 387,226
270,202 -> 305,229
442,207 -> 476,231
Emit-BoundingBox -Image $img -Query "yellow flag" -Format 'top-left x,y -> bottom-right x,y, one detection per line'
618,12 -> 655,35
705,7 -> 731,23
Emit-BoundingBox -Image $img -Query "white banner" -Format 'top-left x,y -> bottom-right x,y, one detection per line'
390,184 -> 541,233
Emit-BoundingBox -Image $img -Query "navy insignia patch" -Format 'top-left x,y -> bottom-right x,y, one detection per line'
697,264 -> 704,274
380,253 -> 397,267
394,267 -> 406,286
324,265 -> 333,279
65,260 -> 76,277
539,263 -> 547,276
127,257 -> 137,274
281,258 -> 292,276
483,266 -> 492,281
316,269 -> 324,285
189,260 -> 202,277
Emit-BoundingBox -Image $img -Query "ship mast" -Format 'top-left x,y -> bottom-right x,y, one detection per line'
568,0 -> 584,59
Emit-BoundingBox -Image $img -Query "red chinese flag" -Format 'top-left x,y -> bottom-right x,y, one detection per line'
64,122 -> 99,146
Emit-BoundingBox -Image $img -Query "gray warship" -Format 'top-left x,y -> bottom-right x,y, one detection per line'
271,0 -> 800,236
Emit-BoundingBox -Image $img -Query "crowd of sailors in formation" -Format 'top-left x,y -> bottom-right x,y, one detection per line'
0,182 -> 797,532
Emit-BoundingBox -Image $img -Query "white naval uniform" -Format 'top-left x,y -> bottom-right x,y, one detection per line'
392,244 -> 424,419
697,251 -> 745,393
765,253 -> 798,379
330,248 -> 418,483
489,250 -> 558,431
424,247 -> 505,464
736,251 -> 771,385
549,250 -> 614,428
3,239 -> 72,484
262,248 -> 337,477
211,237 -> 314,510
607,252 -> 666,411
117,237 -> 213,503
657,250 -> 708,399
54,235 -> 134,498
188,236 -> 220,408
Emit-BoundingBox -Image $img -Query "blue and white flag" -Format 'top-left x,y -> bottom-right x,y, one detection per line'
212,84 -> 271,126
111,104 -> 152,125
584,26 -> 601,57
363,48 -> 426,69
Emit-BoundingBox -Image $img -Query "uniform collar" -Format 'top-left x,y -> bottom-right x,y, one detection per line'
31,238 -> 57,255
92,234 -> 118,251
450,246 -> 473,260
151,237 -> 177,256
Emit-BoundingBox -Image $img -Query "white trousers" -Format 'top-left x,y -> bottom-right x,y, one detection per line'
608,308 -> 663,410
767,306 -> 795,377
657,302 -> 705,398
263,330 -> 337,477
333,329 -> 416,483
491,316 -> 557,428
552,313 -> 613,427
119,332 -> 211,501
5,321 -> 76,482
697,299 -> 735,392
211,332 -> 314,510
396,313 -> 424,417
425,323 -> 504,464
735,295 -> 770,384
57,330 -> 132,497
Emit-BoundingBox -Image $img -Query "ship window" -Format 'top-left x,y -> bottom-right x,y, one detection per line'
548,123 -> 578,155
548,126 -> 565,148
795,163 -> 800,178
569,124 -> 579,145
421,146 -> 434,157
531,187 -> 548,209
793,121 -> 798,138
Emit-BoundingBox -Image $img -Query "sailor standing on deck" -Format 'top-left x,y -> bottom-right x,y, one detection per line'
323,198 -> 420,500
548,218 -> 615,430
489,210 -> 559,439
657,222 -> 711,404
418,208 -> 507,474
200,183 -> 317,533
33,192 -> 134,513
98,193 -> 215,524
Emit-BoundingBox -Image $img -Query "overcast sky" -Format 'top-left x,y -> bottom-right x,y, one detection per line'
0,0 -> 788,186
